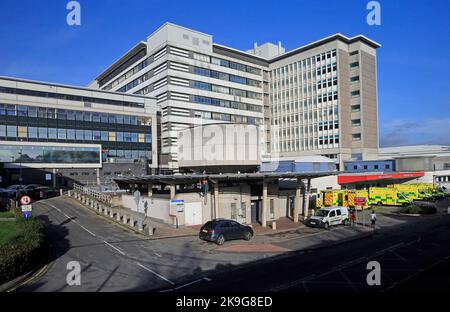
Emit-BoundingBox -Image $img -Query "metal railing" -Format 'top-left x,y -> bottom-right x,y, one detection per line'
73,183 -> 112,205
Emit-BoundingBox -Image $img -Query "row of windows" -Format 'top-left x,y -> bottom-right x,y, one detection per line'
0,125 -> 151,143
0,104 -> 150,125
104,59 -> 150,91
192,52 -> 261,76
193,96 -> 262,112
317,77 -> 338,89
193,67 -> 261,88
319,135 -> 340,145
104,149 -> 151,160
117,72 -> 150,93
194,110 -> 259,124
0,145 -> 100,164
345,163 -> 391,171
316,63 -> 337,76
315,50 -> 337,62
318,91 -> 338,103
273,107 -> 339,125
192,81 -> 262,99
0,87 -> 144,108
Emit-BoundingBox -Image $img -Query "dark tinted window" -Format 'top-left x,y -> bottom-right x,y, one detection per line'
203,221 -> 218,230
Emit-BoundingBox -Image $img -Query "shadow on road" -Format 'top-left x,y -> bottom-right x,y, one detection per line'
16,214 -> 71,292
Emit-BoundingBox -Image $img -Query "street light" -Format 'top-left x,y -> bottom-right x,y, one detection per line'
19,139 -> 23,185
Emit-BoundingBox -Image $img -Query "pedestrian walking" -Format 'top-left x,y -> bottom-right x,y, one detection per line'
350,208 -> 356,226
370,210 -> 377,229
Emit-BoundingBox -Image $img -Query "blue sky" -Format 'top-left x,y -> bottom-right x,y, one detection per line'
0,0 -> 449,147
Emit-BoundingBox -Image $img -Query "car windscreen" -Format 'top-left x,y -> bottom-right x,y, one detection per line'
314,210 -> 329,217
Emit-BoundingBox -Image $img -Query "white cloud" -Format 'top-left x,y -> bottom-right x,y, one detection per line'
380,117 -> 450,147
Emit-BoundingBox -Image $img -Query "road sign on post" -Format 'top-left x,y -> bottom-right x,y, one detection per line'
133,190 -> 141,212
20,195 -> 31,205
20,195 -> 32,219
354,197 -> 366,207
354,197 -> 367,227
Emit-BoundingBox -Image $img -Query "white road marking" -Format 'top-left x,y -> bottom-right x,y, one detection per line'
159,277 -> 212,292
39,199 -> 176,287
374,242 -> 405,256
339,269 -> 357,292
174,278 -> 204,290
136,262 -> 175,285
46,202 -> 97,237
103,240 -> 126,256
72,222 -> 97,237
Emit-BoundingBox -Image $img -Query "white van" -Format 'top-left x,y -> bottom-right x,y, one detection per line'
306,206 -> 349,229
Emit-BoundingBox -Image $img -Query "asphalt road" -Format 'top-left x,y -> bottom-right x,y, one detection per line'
16,196 -> 450,292
160,204 -> 450,292
18,197 -> 265,292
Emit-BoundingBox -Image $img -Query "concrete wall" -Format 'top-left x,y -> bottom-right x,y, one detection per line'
121,194 -> 170,223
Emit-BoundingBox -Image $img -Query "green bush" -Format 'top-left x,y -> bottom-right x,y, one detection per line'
400,205 -> 437,214
0,217 -> 47,284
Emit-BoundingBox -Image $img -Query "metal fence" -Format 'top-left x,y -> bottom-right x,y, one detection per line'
73,184 -> 112,205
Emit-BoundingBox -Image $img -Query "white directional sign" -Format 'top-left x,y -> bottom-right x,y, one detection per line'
21,204 -> 32,212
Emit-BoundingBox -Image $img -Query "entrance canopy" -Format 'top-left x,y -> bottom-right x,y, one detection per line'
115,172 -> 335,187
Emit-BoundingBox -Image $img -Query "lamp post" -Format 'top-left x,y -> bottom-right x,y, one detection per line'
18,139 -> 23,185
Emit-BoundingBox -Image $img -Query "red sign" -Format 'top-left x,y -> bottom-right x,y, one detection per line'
338,172 -> 424,184
354,197 -> 366,206
20,195 -> 32,205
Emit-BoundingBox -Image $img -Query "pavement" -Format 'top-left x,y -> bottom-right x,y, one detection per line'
13,196 -> 450,292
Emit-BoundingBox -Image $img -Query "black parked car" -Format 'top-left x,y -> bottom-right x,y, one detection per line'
0,185 -> 26,198
22,185 -> 58,200
199,219 -> 253,245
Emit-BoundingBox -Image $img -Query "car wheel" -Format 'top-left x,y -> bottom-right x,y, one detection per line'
377,201 -> 382,206
324,222 -> 329,229
342,219 -> 348,226
243,231 -> 252,241
216,235 -> 225,245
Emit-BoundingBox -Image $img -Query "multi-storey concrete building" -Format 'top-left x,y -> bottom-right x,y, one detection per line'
259,34 -> 381,170
90,23 -> 268,173
0,76 -> 158,187
90,23 -> 381,172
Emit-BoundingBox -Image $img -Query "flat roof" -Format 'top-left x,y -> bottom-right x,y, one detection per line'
0,75 -> 156,101
114,172 -> 335,185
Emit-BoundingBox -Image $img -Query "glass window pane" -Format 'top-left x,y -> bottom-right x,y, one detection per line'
84,130 -> 92,140
38,127 -> 47,139
58,128 -> 66,139
6,125 -> 17,137
48,128 -> 57,139
76,129 -> 83,140
67,129 -> 75,140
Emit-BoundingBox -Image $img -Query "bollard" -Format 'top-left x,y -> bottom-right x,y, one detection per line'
116,212 -> 121,222
60,189 -> 63,196
122,215 -> 128,225
148,225 -> 154,236
129,217 -> 135,227
448,206 -> 450,214
137,220 -> 144,231
272,221 -> 277,231
103,206 -> 109,216
68,190 -> 72,197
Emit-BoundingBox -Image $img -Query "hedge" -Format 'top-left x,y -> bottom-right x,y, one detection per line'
0,216 -> 47,285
